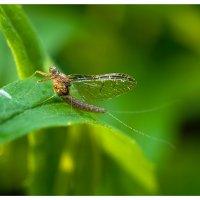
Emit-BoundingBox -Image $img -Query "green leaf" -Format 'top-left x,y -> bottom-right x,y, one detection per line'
0,75 -> 157,193
0,75 -> 95,142
0,5 -> 48,78
91,125 -> 157,193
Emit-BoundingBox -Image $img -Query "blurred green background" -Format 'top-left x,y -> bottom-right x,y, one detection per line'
0,5 -> 200,195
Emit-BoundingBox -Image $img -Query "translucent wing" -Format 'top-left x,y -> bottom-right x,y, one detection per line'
69,73 -> 136,102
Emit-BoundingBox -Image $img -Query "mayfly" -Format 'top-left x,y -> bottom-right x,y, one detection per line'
36,66 -> 136,113
36,67 -> 174,148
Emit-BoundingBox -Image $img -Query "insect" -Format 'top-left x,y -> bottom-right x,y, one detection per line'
35,67 -> 174,148
36,66 -> 136,113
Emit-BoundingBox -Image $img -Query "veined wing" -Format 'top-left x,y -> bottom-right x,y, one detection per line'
69,73 -> 137,102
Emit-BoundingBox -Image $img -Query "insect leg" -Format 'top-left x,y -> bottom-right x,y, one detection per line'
40,94 -> 57,104
37,77 -> 52,83
35,70 -> 49,77
35,70 -> 52,82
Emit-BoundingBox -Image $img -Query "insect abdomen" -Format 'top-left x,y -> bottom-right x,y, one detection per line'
61,95 -> 106,113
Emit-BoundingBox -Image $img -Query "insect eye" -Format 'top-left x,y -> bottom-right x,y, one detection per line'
49,66 -> 58,74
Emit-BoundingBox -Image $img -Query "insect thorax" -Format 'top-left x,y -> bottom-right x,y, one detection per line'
52,75 -> 71,96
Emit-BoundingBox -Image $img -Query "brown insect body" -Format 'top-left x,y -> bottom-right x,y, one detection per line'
52,73 -> 70,96
62,96 -> 106,113
36,66 -> 106,113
